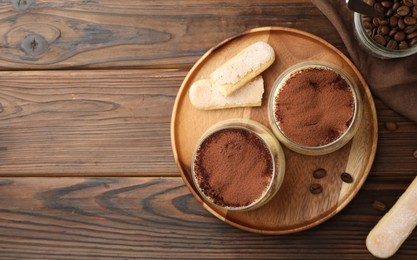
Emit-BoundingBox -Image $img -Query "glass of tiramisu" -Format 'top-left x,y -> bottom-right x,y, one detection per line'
191,119 -> 285,211
268,62 -> 363,156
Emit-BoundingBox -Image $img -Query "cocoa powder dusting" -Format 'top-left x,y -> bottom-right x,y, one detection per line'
274,67 -> 354,146
194,128 -> 273,208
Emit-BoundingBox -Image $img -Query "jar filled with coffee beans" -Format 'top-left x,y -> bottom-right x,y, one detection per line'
354,0 -> 417,58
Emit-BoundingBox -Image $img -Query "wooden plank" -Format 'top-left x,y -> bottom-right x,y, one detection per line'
0,177 -> 415,259
0,69 -> 183,177
0,69 -> 416,177
0,0 -> 344,69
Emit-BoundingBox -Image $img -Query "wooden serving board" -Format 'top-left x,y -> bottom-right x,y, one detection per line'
171,27 -> 378,234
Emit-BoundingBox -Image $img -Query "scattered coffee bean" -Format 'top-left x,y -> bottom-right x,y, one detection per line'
398,6 -> 411,16
372,200 -> 387,212
310,184 -> 323,195
384,121 -> 398,131
341,172 -> 354,183
413,149 -> 417,159
362,0 -> 417,51
313,168 -> 327,179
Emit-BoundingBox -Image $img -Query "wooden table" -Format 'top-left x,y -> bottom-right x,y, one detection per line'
0,1 -> 415,259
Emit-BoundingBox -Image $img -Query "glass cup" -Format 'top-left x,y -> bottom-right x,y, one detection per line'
353,12 -> 417,59
268,62 -> 363,156
191,119 -> 285,211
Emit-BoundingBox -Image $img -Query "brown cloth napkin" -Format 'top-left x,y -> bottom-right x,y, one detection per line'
312,0 -> 417,122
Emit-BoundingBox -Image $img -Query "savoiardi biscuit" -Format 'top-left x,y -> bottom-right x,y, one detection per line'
189,76 -> 264,110
210,41 -> 275,96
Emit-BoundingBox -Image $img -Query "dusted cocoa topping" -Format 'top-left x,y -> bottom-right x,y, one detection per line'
274,67 -> 354,146
193,128 -> 273,208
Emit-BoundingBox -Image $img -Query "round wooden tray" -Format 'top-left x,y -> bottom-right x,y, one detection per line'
171,27 -> 378,234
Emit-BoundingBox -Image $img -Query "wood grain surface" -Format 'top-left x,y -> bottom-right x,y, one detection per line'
0,69 -> 180,177
0,177 -> 416,259
0,0 -> 344,69
0,0 -> 416,259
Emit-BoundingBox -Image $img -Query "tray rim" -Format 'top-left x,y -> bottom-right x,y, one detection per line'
170,26 -> 378,234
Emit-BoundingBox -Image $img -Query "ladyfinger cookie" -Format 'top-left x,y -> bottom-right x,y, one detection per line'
189,76 -> 264,110
366,176 -> 417,258
210,41 -> 275,96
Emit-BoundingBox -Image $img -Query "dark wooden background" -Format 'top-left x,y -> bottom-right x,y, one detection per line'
0,0 -> 416,259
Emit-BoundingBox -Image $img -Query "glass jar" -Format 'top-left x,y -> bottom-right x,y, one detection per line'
191,119 -> 285,211
354,12 -> 417,59
268,62 -> 363,156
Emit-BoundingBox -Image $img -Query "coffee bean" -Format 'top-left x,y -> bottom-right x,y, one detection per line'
382,25 -> 390,35
392,2 -> 401,11
373,17 -> 381,27
397,6 -> 410,16
387,8 -> 394,17
389,27 -> 399,37
404,25 -> 417,34
394,31 -> 406,41
381,1 -> 393,8
374,3 -> 385,14
384,121 -> 398,131
380,19 -> 389,26
407,31 -> 417,39
413,149 -> 417,159
404,16 -> 417,25
366,0 -> 375,6
310,184 -> 323,194
390,16 -> 398,27
398,18 -> 406,29
413,6 -> 417,18
374,34 -> 387,45
372,200 -> 387,212
363,16 -> 372,22
364,21 -> 373,30
413,0 -> 417,6
372,27 -> 378,38
410,37 -> 417,46
313,168 -> 327,179
386,39 -> 398,49
341,172 -> 354,183
403,0 -> 414,7
399,40 -> 409,49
